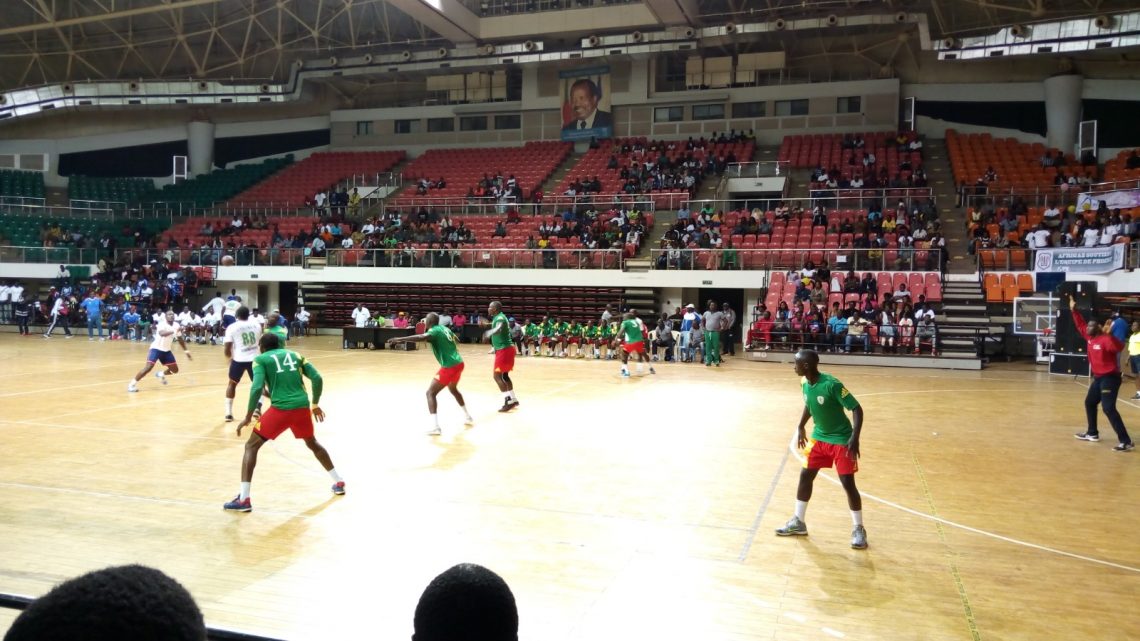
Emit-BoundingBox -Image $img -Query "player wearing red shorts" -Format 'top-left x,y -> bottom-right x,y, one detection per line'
224,332 -> 343,512
775,349 -> 867,548
388,312 -> 474,435
484,301 -> 519,413
613,311 -> 655,378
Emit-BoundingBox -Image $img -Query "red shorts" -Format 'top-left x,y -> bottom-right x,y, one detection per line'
568,337 -> 580,345
254,406 -> 314,440
804,439 -> 858,475
493,346 -> 516,373
435,362 -> 465,386
623,341 -> 646,354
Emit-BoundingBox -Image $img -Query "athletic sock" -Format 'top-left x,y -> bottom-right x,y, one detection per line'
239,482 -> 251,501
431,413 -> 439,427
507,390 -> 517,402
460,405 -> 472,419
851,510 -> 863,527
503,392 -> 512,403
794,500 -> 808,521
328,468 -> 343,483
225,398 -> 233,415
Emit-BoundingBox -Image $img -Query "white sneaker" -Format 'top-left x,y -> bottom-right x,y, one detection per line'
464,417 -> 475,427
1132,392 -> 1140,400
127,383 -> 138,393
155,372 -> 167,385
426,426 -> 442,436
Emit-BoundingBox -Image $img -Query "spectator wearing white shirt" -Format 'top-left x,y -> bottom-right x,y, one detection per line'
351,303 -> 370,328
439,311 -> 453,327
293,306 -> 312,337
0,282 -> 10,324
893,283 -> 912,302
341,236 -> 354,249
250,310 -> 267,329
1043,205 -> 1062,228
1099,222 -> 1120,246
1082,224 -> 1100,248
1028,224 -> 1051,250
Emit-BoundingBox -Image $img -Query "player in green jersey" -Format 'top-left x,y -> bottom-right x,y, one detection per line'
522,318 -> 541,356
265,310 -> 289,344
597,320 -> 616,360
565,320 -> 584,358
483,301 -> 519,413
224,333 -> 344,512
388,313 -> 475,435
775,349 -> 867,549
612,312 -> 655,377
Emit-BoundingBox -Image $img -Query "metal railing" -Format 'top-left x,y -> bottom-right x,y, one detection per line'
651,247 -> 944,272
347,171 -> 403,191
0,202 -> 116,219
380,194 -> 670,217
0,245 -> 628,270
726,161 -> 790,178
323,247 -> 624,269
808,187 -> 934,211
70,198 -> 130,212
961,186 -> 1081,211
0,195 -> 46,208
676,193 -> 939,217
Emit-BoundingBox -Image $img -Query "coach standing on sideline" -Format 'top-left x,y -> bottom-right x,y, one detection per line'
1072,298 -> 1135,452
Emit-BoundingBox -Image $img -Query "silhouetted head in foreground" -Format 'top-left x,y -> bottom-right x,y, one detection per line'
413,563 -> 518,641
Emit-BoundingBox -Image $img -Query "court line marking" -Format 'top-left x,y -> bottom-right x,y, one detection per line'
912,451 -> 983,641
737,442 -> 790,561
1071,377 -> 1140,412
784,431 -> 1140,576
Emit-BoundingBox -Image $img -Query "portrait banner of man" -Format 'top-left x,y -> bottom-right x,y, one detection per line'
560,66 -> 614,141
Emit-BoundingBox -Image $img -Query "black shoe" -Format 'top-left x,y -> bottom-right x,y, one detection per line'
498,400 -> 519,413
1113,442 -> 1135,452
225,415 -> 234,422
1074,432 -> 1100,442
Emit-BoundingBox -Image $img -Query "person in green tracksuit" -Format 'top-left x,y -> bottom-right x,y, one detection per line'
702,300 -> 725,366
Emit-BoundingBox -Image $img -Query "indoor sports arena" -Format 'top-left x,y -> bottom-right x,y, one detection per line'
1,1 -> 1139,639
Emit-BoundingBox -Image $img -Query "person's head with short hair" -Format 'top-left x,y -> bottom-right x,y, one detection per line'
488,300 -> 502,316
4,564 -> 206,641
424,312 -> 439,328
236,305 -> 250,320
268,311 -> 280,326
794,348 -> 820,378
568,78 -> 602,123
412,563 -> 518,641
259,332 -> 281,352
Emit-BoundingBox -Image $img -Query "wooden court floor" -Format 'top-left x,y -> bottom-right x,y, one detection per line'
0,333 -> 1138,641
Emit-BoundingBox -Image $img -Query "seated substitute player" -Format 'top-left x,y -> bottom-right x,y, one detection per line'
541,315 -> 560,357
596,318 -> 616,360
565,319 -> 585,358
613,312 -> 655,377
522,318 -> 541,356
128,310 -> 191,392
224,332 -> 344,512
775,349 -> 868,549
223,306 -> 262,421
388,313 -> 475,436
483,301 -> 520,413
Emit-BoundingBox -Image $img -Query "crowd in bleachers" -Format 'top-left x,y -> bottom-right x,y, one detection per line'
968,194 -> 1139,270
801,131 -> 927,192
556,133 -> 754,204
948,130 -> 1098,199
747,265 -> 941,355
657,195 -> 946,272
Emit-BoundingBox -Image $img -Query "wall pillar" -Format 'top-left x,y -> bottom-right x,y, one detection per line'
1043,74 -> 1082,153
187,120 -> 216,176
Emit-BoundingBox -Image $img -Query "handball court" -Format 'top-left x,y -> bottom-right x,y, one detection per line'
0,333 -> 1137,641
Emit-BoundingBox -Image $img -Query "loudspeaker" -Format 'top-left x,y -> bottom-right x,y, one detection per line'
1054,281 -> 1096,354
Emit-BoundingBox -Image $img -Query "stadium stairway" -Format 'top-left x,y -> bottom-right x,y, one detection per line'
540,150 -> 587,197
939,275 -> 997,358
923,139 -> 973,274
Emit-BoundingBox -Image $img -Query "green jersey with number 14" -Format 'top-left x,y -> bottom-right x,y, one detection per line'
249,348 -> 323,413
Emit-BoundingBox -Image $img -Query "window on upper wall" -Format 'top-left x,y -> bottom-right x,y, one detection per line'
774,99 -> 809,116
355,121 -> 373,136
494,114 -> 521,130
691,104 -> 726,120
394,119 -> 422,134
731,101 -> 766,118
654,106 -> 684,122
837,96 -> 862,114
427,117 -> 455,132
460,116 -> 488,131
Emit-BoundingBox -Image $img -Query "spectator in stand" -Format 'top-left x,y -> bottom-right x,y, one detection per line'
845,312 -> 871,354
893,282 -> 911,302
678,303 -> 701,362
915,316 -> 938,355
652,313 -> 676,362
1043,203 -> 1062,229
827,305 -> 847,353
748,310 -> 773,350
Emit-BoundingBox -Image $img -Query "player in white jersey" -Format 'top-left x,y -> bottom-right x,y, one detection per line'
222,296 -> 242,328
222,306 -> 263,421
202,291 -> 226,318
128,311 -> 191,392
250,309 -> 267,329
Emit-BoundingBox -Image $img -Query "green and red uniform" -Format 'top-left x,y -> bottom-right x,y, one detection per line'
490,311 -> 515,373
427,324 -> 465,385
801,372 -> 861,475
250,348 -> 322,440
619,318 -> 646,354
